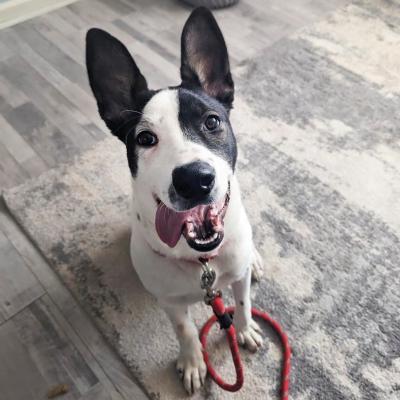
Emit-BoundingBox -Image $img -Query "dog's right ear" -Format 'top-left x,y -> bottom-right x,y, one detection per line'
86,28 -> 148,141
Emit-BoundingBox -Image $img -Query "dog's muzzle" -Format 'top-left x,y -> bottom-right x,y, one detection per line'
155,183 -> 230,252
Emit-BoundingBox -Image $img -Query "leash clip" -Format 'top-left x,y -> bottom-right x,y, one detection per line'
199,258 -> 220,304
200,259 -> 216,289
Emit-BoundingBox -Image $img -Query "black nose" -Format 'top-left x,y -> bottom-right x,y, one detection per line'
172,161 -> 215,200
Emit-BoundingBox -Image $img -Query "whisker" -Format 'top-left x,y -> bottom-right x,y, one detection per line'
113,110 -> 151,141
120,109 -> 144,117
113,115 -> 138,136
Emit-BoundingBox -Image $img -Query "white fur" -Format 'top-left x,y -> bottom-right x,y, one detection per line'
129,89 -> 263,394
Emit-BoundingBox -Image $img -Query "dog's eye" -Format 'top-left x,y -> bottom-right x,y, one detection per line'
204,115 -> 221,131
136,131 -> 158,147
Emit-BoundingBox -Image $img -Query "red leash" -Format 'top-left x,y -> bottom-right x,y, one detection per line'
198,260 -> 291,398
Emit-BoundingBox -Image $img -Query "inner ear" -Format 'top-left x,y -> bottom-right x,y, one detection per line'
86,28 -> 148,141
180,7 -> 234,109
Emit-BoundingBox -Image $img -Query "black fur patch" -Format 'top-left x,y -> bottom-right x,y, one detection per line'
178,88 -> 237,170
124,90 -> 157,177
86,28 -> 158,177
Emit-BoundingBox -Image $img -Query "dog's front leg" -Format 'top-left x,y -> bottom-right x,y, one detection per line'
232,266 -> 263,351
163,304 -> 206,394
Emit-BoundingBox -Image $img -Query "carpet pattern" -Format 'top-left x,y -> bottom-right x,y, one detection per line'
3,1 -> 400,399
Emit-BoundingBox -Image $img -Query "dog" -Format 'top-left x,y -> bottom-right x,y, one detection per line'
86,7 -> 264,394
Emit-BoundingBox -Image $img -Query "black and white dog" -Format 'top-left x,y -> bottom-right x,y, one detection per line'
86,7 -> 264,394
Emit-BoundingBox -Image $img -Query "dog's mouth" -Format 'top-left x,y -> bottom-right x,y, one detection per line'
154,183 -> 230,252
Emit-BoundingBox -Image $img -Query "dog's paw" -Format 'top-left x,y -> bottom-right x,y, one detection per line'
251,246 -> 264,282
236,319 -> 263,352
176,346 -> 207,395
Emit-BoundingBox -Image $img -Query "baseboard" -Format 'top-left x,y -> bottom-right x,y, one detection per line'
0,0 -> 78,29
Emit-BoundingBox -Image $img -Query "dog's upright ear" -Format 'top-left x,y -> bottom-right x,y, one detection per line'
180,7 -> 234,109
86,28 -> 148,141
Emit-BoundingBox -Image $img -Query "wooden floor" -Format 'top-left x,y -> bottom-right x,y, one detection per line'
0,0 -> 348,398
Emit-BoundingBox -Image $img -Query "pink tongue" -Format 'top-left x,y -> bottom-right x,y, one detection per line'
155,203 -> 208,248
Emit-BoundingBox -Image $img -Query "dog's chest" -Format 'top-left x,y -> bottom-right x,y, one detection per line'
130,229 -> 251,306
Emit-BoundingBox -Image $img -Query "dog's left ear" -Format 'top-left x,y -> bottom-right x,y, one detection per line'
180,7 -> 234,109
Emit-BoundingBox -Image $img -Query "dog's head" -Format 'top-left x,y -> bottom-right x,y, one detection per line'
86,7 -> 237,255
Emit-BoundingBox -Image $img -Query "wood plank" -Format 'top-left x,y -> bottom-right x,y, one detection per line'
96,0 -> 136,16
0,295 -> 99,400
3,101 -> 78,168
31,16 -> 86,66
68,305 -> 148,400
0,75 -> 28,108
0,204 -> 147,400
0,113 -> 48,177
0,140 -> 30,189
2,27 -> 105,132
113,19 -> 180,66
0,56 -> 96,162
0,202 -> 77,317
68,0 -> 127,25
39,10 -> 78,36
0,40 -> 13,62
0,0 -> 79,30
17,296 -> 99,395
79,382 -> 113,400
0,93 -> 47,186
116,13 -> 180,64
0,228 -> 44,324
56,6 -> 92,32
0,319 -> 49,400
20,156 -> 51,182
12,22 -> 88,89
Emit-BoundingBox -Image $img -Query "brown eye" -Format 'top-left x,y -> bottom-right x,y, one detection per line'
136,131 -> 158,147
204,115 -> 221,131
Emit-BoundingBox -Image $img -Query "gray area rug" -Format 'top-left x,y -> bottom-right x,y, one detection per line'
4,1 -> 400,399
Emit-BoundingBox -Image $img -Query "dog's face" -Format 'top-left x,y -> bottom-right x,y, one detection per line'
86,8 -> 237,254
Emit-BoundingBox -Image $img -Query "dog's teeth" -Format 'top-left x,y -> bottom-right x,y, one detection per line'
188,231 -> 196,238
193,232 -> 218,245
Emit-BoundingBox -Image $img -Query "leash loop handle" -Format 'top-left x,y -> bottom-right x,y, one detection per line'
198,259 -> 291,398
201,301 -> 244,392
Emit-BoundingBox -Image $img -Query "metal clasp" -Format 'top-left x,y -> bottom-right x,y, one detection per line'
199,259 -> 221,304
200,259 -> 216,289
